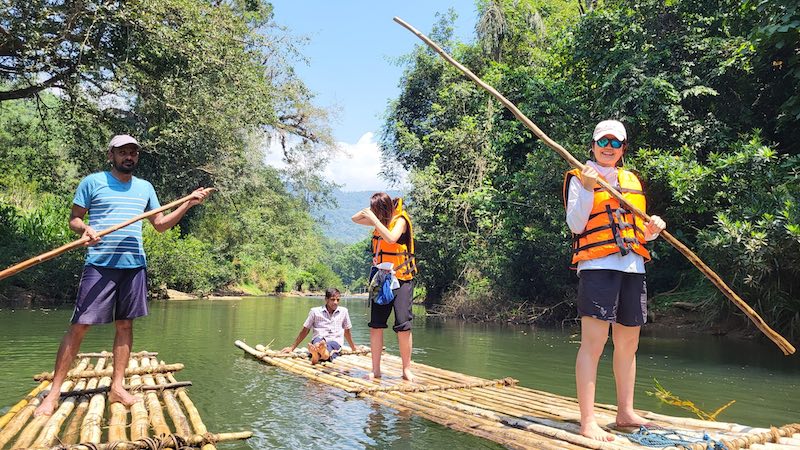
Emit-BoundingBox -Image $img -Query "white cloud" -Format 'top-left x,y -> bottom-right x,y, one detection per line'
264,131 -> 407,192
327,132 -> 407,192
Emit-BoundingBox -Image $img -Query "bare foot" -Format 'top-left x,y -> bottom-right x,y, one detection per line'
580,421 -> 615,441
317,340 -> 330,361
402,368 -> 414,382
33,394 -> 59,417
365,372 -> 381,381
307,343 -> 320,365
108,388 -> 140,407
615,411 -> 653,428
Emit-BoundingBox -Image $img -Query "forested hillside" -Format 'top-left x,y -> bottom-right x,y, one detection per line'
314,190 -> 402,244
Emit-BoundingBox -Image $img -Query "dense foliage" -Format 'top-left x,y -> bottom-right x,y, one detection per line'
0,0 -> 344,303
382,0 -> 800,338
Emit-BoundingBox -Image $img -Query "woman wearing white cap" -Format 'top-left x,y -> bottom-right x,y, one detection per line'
562,120 -> 666,441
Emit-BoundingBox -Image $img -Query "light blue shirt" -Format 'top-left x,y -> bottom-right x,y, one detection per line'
73,172 -> 160,268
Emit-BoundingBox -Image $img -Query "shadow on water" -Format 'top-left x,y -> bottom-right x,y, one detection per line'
1,296 -> 797,448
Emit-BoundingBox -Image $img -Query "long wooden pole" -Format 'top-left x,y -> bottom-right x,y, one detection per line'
393,17 -> 795,355
0,188 -> 215,282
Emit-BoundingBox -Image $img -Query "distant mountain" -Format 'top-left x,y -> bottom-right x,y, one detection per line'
315,190 -> 403,244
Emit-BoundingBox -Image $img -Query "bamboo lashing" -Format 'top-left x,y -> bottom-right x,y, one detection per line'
34,362 -> 184,381
392,17 -> 795,355
0,188 -> 215,282
48,432 -> 253,450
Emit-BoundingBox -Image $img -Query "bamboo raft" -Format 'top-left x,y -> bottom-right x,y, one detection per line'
0,351 -> 251,450
235,340 -> 799,450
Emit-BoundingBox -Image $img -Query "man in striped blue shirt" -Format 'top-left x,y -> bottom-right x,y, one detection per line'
35,134 -> 211,417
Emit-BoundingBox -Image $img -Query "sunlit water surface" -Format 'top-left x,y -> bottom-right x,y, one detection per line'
1,296 -> 797,449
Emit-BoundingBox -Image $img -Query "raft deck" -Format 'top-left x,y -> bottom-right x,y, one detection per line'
0,351 -> 251,450
235,340 -> 799,450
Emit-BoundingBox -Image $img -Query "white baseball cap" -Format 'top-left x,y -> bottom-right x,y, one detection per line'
107,134 -> 141,151
592,120 -> 627,142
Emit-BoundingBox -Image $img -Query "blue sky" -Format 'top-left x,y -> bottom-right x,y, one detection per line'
266,1 -> 478,191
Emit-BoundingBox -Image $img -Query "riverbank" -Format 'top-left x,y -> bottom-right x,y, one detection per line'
426,295 -> 774,343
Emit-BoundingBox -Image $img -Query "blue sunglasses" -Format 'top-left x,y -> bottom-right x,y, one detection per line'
595,137 -> 625,149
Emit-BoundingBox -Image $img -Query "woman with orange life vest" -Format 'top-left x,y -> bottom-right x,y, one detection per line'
352,192 -> 418,381
563,120 -> 666,442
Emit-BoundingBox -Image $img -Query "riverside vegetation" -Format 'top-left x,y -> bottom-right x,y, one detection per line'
1,0 -> 798,341
381,0 -> 800,340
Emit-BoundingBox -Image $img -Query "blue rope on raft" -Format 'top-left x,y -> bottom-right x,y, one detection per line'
625,425 -> 729,450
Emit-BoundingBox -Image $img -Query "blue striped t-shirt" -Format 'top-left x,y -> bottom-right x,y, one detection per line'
73,172 -> 161,268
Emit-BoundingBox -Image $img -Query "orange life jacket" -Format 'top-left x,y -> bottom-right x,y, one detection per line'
562,168 -> 651,266
372,199 -> 418,281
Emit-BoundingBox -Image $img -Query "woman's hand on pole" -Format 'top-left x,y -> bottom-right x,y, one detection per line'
580,166 -> 599,191
645,215 -> 666,236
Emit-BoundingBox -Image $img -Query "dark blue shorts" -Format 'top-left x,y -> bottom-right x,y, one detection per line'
311,337 -> 342,362
577,269 -> 647,327
71,265 -> 149,325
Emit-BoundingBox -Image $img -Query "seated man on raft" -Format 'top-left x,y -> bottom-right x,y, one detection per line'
281,288 -> 365,364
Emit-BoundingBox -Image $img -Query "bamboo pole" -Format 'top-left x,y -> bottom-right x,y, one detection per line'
392,16 -> 795,355
32,379 -> 88,448
106,358 -> 133,442
138,357 -> 173,438
62,357 -> 107,445
0,380 -> 50,429
127,359 -> 149,441
166,373 -> 216,450
154,372 -> 192,436
253,344 -> 372,359
0,189 -> 215,281
7,380 -> 75,449
34,363 -> 184,381
77,351 -> 158,358
80,369 -> 111,443
46,431 -> 253,450
59,380 -> 192,398
349,377 -> 517,395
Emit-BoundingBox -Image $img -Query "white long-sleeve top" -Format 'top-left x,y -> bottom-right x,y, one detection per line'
565,161 -> 657,274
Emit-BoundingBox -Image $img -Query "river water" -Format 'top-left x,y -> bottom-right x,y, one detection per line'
1,296 -> 798,449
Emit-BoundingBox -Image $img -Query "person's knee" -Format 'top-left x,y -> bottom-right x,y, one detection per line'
612,333 -> 639,354
68,324 -> 91,338
114,320 -> 133,332
579,337 -> 608,359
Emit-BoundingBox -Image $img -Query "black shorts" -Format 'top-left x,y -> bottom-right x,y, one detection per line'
577,269 -> 647,327
369,279 -> 414,332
